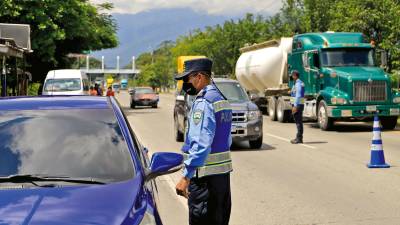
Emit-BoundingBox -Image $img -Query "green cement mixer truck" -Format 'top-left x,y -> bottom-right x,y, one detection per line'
236,32 -> 400,130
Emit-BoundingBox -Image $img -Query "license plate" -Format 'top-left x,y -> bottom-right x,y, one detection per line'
366,105 -> 377,112
341,110 -> 352,117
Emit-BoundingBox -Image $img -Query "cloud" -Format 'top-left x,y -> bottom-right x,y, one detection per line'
91,0 -> 283,16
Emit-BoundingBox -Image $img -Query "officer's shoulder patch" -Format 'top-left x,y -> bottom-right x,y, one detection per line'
193,109 -> 203,125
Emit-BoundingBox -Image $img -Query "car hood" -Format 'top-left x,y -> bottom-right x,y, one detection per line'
135,93 -> 157,99
0,178 -> 144,225
230,101 -> 258,111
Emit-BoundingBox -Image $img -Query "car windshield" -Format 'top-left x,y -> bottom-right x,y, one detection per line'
44,79 -> 81,92
0,109 -> 135,183
135,88 -> 154,94
214,82 -> 249,102
321,48 -> 376,67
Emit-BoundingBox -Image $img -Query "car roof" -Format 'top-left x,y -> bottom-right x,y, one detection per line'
212,78 -> 238,83
46,69 -> 87,79
134,87 -> 152,89
0,96 -> 110,111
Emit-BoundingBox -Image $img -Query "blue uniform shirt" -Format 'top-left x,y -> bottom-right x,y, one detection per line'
292,79 -> 305,107
182,84 -> 232,179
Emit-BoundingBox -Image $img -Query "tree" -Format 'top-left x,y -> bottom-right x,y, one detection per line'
0,0 -> 118,82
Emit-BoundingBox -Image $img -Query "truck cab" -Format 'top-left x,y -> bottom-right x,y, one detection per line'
288,32 -> 400,130
173,78 -> 263,149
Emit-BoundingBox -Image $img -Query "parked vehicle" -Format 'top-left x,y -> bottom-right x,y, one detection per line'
121,79 -> 128,90
236,32 -> 400,130
42,69 -> 89,95
112,82 -> 121,93
174,78 -> 263,149
0,95 -> 182,224
130,87 -> 159,108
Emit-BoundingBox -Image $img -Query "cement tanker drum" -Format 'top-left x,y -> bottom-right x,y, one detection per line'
235,38 -> 293,93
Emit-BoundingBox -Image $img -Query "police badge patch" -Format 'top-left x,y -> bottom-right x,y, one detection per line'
193,110 -> 203,125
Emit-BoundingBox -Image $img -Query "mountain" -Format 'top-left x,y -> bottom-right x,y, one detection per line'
93,8 -> 232,68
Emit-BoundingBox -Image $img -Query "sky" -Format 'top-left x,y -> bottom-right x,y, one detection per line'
90,0 -> 283,16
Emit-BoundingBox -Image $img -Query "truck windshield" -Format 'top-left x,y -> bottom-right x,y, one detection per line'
214,82 -> 249,103
321,48 -> 376,67
44,79 -> 81,92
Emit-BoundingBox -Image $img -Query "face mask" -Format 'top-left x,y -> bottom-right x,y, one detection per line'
182,82 -> 198,95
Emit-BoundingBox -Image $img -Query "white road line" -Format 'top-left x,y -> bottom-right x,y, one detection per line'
163,174 -> 188,210
149,150 -> 188,211
265,133 -> 317,149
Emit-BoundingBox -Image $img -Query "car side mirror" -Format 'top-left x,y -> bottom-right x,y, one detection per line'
145,152 -> 183,181
249,93 -> 258,101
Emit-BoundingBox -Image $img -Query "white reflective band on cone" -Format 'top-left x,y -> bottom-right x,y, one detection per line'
371,144 -> 383,151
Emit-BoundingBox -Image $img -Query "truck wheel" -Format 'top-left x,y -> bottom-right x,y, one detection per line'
152,104 -> 158,108
277,98 -> 290,123
174,117 -> 184,142
317,100 -> 334,131
380,116 -> 398,130
249,136 -> 263,149
268,97 -> 277,121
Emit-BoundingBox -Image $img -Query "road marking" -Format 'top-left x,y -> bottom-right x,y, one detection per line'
265,133 -> 317,149
163,174 -> 188,211
149,150 -> 188,211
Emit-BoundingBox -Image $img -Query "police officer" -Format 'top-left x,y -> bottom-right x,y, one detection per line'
290,70 -> 305,144
175,58 -> 233,225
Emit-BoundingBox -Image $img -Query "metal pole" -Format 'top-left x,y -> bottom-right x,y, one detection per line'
2,56 -> 6,97
132,56 -> 135,71
86,55 -> 90,71
102,56 -> 105,71
117,56 -> 120,71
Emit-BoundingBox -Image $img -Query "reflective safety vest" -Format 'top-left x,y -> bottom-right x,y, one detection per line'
290,79 -> 305,105
183,151 -> 232,177
183,86 -> 233,178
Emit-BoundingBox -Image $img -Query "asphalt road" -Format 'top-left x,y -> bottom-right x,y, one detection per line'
116,91 -> 400,225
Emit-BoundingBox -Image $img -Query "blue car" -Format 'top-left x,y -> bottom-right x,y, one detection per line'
0,96 -> 183,225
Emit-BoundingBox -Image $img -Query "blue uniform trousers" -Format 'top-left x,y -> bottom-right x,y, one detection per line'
293,105 -> 304,141
188,173 -> 231,225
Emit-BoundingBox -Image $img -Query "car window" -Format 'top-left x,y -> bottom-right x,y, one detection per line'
0,109 -> 135,183
135,88 -> 154,94
44,79 -> 82,92
214,82 -> 249,102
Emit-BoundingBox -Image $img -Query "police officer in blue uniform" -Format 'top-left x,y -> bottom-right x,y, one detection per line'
175,58 -> 233,225
290,70 -> 305,144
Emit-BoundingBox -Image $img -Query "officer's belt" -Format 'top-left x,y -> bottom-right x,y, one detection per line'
183,151 -> 233,178
290,97 -> 305,104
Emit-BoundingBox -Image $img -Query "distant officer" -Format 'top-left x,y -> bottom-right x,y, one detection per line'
290,70 -> 305,144
175,58 -> 233,225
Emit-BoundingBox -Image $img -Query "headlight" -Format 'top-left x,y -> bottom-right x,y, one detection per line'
393,97 -> 400,104
331,97 -> 347,105
247,110 -> 261,121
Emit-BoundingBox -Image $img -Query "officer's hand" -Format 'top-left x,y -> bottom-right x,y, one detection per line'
292,107 -> 298,114
175,177 -> 190,199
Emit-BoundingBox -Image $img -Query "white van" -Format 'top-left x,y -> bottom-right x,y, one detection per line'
42,70 -> 90,95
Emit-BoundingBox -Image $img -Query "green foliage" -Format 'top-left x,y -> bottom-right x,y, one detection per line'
134,0 -> 400,88
27,82 -> 41,96
0,0 -> 118,82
